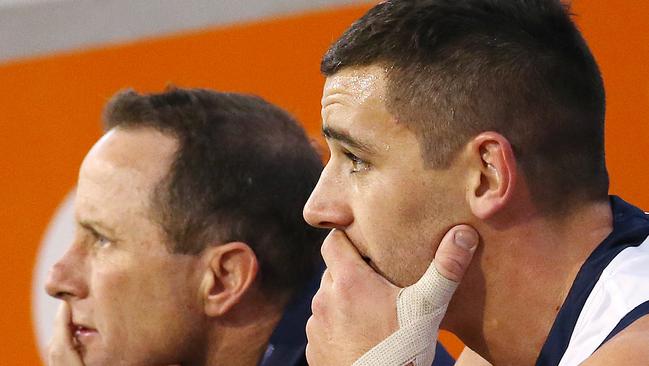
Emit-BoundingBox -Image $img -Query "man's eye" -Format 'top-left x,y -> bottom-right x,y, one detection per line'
344,152 -> 370,173
97,236 -> 110,247
92,232 -> 111,248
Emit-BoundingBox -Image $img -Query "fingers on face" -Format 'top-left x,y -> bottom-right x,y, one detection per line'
52,302 -> 74,348
320,229 -> 364,272
305,315 -> 326,366
432,224 -> 479,282
312,267 -> 333,315
321,267 -> 333,287
305,314 -> 318,341
321,229 -> 377,290
49,302 -> 83,365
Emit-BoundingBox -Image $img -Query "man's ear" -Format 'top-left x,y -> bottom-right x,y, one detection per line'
465,132 -> 517,219
198,242 -> 259,317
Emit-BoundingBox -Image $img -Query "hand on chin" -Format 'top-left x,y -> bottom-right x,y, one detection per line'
306,225 -> 479,366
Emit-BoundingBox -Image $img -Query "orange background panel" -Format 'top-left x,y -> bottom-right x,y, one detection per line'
0,1 -> 648,363
572,1 -> 649,203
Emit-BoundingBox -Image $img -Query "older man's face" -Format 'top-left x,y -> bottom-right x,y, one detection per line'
46,127 -> 206,366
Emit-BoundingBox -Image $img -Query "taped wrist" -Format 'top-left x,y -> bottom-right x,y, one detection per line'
353,263 -> 458,366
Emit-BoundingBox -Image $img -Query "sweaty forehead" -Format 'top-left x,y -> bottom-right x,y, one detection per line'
320,65 -> 423,157
322,65 -> 390,108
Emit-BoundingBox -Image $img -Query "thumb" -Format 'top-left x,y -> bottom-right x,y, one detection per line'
433,224 -> 479,282
397,225 -> 478,325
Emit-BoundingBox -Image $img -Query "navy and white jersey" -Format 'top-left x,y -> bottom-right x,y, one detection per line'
536,196 -> 649,366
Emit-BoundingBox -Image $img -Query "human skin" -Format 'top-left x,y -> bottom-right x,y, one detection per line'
46,127 -> 279,366
304,64 -> 649,365
46,127 -> 208,366
303,64 -> 482,365
48,303 -> 84,366
304,226 -> 479,365
304,66 -> 471,288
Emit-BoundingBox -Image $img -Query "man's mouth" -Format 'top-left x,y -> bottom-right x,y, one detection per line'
359,252 -> 390,280
70,323 -> 98,344
74,325 -> 96,335
339,230 -> 379,273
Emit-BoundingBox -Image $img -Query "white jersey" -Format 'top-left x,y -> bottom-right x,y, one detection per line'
535,197 -> 649,366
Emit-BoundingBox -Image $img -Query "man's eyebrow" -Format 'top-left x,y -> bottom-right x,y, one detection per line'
79,220 -> 115,237
322,126 -> 376,154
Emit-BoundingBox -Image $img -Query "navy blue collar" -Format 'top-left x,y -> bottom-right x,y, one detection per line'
535,196 -> 649,366
258,263 -> 323,366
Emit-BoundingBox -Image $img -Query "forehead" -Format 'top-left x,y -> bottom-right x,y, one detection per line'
76,127 -> 177,227
83,127 -> 177,176
322,65 -> 416,148
323,65 -> 387,100
322,64 -> 389,112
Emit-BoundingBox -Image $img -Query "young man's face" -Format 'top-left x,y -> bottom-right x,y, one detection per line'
45,127 -> 207,366
304,65 -> 468,287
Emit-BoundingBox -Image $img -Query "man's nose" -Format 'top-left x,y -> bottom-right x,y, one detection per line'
303,167 -> 353,229
45,245 -> 88,300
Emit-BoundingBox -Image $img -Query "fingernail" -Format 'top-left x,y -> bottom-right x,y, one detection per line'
454,230 -> 478,250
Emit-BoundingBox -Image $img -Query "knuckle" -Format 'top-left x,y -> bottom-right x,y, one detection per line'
305,342 -> 315,365
435,255 -> 466,281
334,270 -> 356,293
321,268 -> 331,284
311,290 -> 327,316
305,315 -> 316,338
320,234 -> 334,257
321,229 -> 345,259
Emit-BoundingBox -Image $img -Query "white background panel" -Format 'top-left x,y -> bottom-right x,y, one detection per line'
0,0 -> 368,63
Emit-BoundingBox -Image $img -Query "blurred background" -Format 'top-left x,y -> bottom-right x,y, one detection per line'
1,0 -> 648,363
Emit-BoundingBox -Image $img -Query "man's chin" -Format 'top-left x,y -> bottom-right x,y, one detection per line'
78,349 -> 113,366
369,261 -> 389,280
369,259 -> 409,287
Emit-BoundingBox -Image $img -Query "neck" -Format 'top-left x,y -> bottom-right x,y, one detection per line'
444,199 -> 613,365
188,295 -> 285,366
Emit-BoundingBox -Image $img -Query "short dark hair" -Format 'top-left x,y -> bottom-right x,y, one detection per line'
103,87 -> 325,298
322,0 -> 608,212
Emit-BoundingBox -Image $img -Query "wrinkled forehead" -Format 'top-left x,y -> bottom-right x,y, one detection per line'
322,65 -> 390,108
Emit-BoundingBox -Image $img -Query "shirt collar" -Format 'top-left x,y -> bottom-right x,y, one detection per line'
259,262 -> 324,366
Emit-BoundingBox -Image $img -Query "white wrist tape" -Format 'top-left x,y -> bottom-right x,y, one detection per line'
353,262 -> 458,366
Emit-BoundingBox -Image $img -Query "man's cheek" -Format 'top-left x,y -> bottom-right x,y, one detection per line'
384,243 -> 431,287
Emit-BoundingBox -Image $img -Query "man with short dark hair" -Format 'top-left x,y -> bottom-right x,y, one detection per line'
45,87 -> 327,366
303,0 -> 649,365
45,86 -> 460,366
